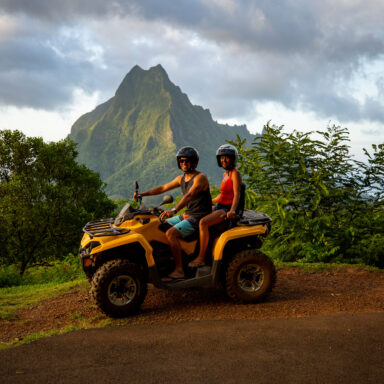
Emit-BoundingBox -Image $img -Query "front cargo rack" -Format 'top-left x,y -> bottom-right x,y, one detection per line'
83,218 -> 130,239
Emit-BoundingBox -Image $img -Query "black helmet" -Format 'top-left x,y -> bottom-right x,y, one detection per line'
176,146 -> 199,170
216,144 -> 238,167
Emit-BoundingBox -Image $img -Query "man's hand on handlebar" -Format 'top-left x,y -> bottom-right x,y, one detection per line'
133,192 -> 141,201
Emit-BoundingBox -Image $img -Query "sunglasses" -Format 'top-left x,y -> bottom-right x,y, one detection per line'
179,159 -> 191,164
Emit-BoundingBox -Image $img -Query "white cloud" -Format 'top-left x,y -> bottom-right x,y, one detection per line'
0,88 -> 100,141
0,0 -> 383,157
0,14 -> 20,43
218,100 -> 384,162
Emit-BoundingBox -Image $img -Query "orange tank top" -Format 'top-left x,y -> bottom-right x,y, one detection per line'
218,169 -> 235,205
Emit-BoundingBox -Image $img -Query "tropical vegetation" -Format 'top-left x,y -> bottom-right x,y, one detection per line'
231,123 -> 384,268
0,130 -> 116,277
1,122 -> 383,290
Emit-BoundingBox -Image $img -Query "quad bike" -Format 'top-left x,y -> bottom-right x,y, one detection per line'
79,182 -> 276,318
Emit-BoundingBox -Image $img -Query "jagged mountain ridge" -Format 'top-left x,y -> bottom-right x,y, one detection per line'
70,65 -> 255,200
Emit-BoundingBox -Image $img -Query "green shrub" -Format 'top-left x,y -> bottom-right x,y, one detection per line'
0,253 -> 84,288
0,265 -> 23,287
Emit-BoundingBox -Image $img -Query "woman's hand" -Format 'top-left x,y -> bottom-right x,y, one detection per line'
227,210 -> 237,220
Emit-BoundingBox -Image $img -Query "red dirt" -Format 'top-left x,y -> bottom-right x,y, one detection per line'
1,268 -> 383,344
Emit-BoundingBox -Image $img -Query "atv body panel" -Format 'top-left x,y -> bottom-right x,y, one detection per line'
80,211 -> 269,279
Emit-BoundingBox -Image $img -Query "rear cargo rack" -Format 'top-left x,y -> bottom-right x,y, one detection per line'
238,210 -> 272,226
83,218 -> 130,239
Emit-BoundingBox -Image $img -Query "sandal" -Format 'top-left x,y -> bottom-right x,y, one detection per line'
188,260 -> 206,268
161,275 -> 185,283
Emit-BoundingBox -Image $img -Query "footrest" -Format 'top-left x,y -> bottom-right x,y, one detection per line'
196,266 -> 211,278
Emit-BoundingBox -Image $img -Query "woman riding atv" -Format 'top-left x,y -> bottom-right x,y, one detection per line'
188,144 -> 242,268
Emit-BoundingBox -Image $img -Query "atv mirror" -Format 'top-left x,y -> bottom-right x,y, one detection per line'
134,181 -> 139,191
160,195 -> 174,206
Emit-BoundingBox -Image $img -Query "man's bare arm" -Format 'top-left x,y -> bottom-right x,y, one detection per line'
133,175 -> 182,199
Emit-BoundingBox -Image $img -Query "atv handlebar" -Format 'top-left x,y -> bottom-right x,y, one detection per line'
134,181 -> 142,204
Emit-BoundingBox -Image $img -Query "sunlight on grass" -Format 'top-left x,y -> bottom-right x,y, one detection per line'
1,324 -> 84,350
274,261 -> 382,273
0,317 -> 117,350
0,279 -> 88,320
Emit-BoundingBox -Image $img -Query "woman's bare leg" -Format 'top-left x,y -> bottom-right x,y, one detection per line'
189,210 -> 226,267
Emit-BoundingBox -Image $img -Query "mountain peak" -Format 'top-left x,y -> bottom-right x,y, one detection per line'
148,64 -> 170,83
115,64 -> 171,98
70,64 -> 255,199
149,64 -> 166,73
130,64 -> 144,72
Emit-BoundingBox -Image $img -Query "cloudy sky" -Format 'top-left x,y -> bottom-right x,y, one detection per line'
0,0 -> 383,160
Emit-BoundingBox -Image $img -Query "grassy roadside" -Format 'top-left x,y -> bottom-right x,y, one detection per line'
0,278 -> 114,351
274,261 -> 382,273
0,322 -> 115,351
0,279 -> 89,320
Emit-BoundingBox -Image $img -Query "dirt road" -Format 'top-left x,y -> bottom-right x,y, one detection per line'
0,267 -> 383,383
1,313 -> 384,383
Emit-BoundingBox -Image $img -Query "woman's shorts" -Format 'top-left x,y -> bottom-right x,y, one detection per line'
214,204 -> 232,213
166,214 -> 196,238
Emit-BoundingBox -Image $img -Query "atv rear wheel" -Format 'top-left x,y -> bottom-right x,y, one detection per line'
90,259 -> 147,318
225,249 -> 276,303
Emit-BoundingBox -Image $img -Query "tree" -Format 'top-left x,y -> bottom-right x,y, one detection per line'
230,123 -> 384,267
0,130 -> 116,275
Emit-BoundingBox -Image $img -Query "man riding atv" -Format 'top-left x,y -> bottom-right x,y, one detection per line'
133,146 -> 211,282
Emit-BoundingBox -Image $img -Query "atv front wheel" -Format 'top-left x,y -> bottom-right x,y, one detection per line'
84,269 -> 94,283
225,250 -> 276,303
90,259 -> 147,318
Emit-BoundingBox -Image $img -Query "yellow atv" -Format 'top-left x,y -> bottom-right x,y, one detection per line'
79,182 -> 276,318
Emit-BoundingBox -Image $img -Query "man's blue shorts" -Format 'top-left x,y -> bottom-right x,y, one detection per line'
167,214 -> 196,238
